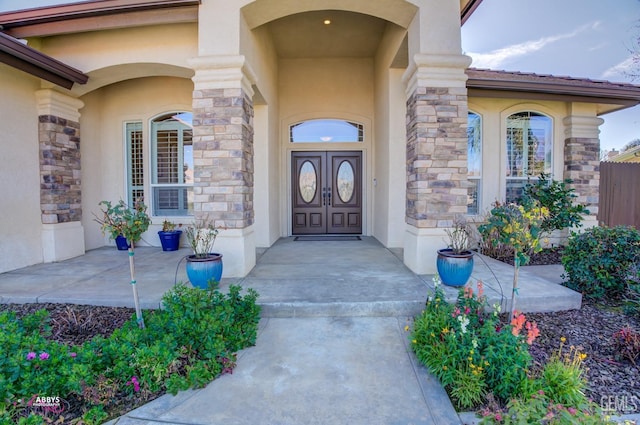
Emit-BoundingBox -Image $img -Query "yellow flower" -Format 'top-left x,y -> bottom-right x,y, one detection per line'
404,325 -> 409,332
580,353 -> 587,360
412,339 -> 417,344
442,327 -> 449,334
470,349 -> 474,355
560,336 -> 567,343
443,366 -> 448,371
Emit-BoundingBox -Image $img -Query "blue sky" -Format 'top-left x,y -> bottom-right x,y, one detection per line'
462,0 -> 640,151
2,0 -> 639,150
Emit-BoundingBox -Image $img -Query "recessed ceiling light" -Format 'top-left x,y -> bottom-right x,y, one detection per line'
323,19 -> 331,25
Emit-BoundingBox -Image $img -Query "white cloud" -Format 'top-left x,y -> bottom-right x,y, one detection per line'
467,23 -> 596,69
602,55 -> 636,80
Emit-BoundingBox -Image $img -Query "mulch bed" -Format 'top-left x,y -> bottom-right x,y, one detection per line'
490,246 -> 564,266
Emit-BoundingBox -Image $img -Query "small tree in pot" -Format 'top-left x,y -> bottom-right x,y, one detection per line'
95,199 -> 151,328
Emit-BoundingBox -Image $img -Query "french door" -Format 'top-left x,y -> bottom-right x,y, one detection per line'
291,151 -> 362,235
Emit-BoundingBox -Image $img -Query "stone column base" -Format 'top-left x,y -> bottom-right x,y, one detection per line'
403,224 -> 447,275
42,222 -> 85,262
215,226 -> 256,278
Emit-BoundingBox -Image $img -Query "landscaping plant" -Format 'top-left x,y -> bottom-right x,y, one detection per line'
478,201 -> 549,318
411,278 -> 539,409
522,173 -> 589,235
0,284 -> 260,424
562,225 -> 640,299
95,199 -> 151,328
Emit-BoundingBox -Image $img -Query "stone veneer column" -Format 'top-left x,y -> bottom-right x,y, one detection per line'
189,55 -> 257,277
36,89 -> 86,262
402,54 -> 472,274
563,115 -> 604,229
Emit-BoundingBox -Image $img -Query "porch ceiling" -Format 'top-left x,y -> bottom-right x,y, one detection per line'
266,10 -> 389,59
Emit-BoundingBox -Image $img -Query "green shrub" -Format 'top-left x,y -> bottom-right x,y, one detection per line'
0,284 -> 261,423
522,173 -> 589,233
562,226 -> 640,299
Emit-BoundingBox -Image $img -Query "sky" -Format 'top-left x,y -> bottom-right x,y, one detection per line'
1,0 -> 639,150
462,0 -> 640,152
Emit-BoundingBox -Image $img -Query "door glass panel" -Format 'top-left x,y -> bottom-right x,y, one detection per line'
299,161 -> 317,203
337,161 -> 355,203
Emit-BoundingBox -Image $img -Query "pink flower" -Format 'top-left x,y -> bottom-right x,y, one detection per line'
495,413 -> 502,421
477,281 -> 484,298
568,407 -> 577,415
526,321 -> 540,345
69,352 -> 77,358
39,352 -> 50,360
129,376 -> 140,393
511,312 -> 526,336
464,306 -> 471,315
26,352 -> 36,360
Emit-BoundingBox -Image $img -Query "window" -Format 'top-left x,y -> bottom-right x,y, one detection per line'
505,112 -> 552,203
151,112 -> 193,216
467,112 -> 482,214
290,119 -> 363,143
126,122 -> 144,206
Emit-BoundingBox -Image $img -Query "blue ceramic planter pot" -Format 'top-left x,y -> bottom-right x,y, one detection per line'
436,249 -> 474,287
158,230 -> 182,251
115,235 -> 130,251
186,253 -> 223,289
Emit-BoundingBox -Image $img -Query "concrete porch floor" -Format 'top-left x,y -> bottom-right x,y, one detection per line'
0,236 -> 580,314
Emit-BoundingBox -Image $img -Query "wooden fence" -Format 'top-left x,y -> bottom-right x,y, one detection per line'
599,161 -> 640,229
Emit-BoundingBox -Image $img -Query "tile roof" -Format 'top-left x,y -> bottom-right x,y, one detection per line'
466,68 -> 640,104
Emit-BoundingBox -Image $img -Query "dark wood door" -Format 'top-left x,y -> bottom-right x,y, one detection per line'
292,151 -> 362,235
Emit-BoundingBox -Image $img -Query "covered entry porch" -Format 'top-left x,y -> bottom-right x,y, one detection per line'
0,237 -> 580,315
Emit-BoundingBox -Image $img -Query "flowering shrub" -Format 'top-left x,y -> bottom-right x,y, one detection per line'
411,278 -> 539,409
0,284 -> 260,424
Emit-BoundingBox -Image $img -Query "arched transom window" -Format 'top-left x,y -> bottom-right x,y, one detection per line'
290,119 -> 364,143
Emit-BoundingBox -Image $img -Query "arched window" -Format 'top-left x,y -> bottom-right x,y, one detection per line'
505,111 -> 552,203
467,111 -> 482,214
290,119 -> 363,143
151,112 -> 193,216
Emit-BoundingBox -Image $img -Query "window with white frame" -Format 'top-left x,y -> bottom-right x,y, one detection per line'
467,111 -> 482,214
505,111 -> 552,203
126,122 -> 144,206
290,119 -> 363,142
151,112 -> 193,216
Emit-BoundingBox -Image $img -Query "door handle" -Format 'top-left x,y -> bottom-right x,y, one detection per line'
327,188 -> 331,206
322,187 -> 326,206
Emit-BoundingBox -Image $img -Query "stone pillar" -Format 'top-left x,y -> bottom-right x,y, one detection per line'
563,115 -> 604,230
36,89 -> 86,262
402,53 -> 472,274
189,55 -> 257,277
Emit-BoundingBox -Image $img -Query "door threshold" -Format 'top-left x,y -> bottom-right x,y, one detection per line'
293,235 -> 362,241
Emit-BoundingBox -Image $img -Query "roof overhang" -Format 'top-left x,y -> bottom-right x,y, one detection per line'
467,68 -> 640,114
0,31 -> 87,89
460,0 -> 483,25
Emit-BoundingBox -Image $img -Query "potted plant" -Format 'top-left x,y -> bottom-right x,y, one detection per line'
437,215 -> 476,287
184,219 -> 222,289
158,219 -> 182,251
94,199 -> 151,328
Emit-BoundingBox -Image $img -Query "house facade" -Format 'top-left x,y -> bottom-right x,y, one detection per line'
1,0 -> 639,277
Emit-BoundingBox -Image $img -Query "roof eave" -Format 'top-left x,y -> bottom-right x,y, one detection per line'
0,32 -> 87,89
461,0 -> 483,25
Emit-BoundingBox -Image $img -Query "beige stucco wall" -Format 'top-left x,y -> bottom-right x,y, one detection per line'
80,76 -> 194,250
0,65 -> 44,273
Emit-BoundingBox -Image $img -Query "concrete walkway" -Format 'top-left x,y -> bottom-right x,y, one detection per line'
0,237 -> 580,425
